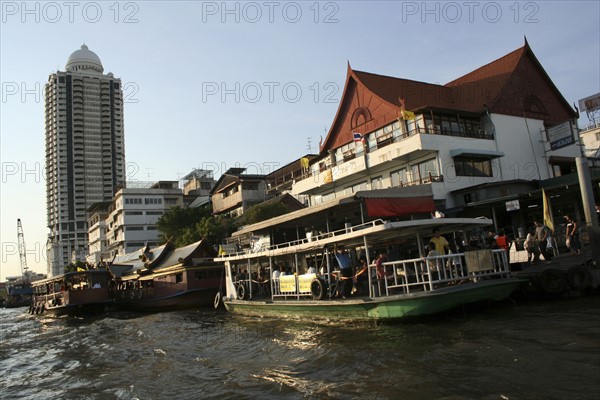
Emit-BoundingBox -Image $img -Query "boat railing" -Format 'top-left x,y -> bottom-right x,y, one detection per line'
271,273 -> 316,300
371,249 -> 510,297
220,219 -> 387,259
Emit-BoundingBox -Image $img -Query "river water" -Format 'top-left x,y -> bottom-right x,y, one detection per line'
1,295 -> 599,400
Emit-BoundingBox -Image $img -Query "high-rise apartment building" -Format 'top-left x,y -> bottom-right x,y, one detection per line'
45,44 -> 126,276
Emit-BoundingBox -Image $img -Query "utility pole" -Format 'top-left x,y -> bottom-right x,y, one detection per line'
576,157 -> 600,264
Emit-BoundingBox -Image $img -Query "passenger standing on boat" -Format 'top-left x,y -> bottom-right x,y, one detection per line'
485,229 -> 498,249
375,251 -> 389,296
334,245 -> 353,298
495,229 -> 511,263
354,256 -> 369,295
272,265 -> 281,294
429,228 -> 450,254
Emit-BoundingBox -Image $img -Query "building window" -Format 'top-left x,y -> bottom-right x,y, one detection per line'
371,176 -> 383,190
125,211 -> 143,215
146,211 -> 163,216
418,158 -> 438,182
144,198 -> 162,205
454,157 -> 492,177
390,168 -> 408,187
126,226 -> 144,231
125,198 -> 142,204
165,198 -> 178,204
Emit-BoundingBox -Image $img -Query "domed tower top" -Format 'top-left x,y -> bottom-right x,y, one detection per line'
65,44 -> 104,74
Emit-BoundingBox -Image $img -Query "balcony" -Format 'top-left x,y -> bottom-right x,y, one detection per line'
212,191 -> 243,214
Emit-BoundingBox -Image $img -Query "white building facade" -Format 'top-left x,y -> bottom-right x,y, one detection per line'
100,181 -> 183,258
286,41 -> 587,232
45,44 -> 126,276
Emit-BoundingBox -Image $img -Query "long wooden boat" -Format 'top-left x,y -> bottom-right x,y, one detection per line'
216,188 -> 525,322
29,270 -> 113,316
109,240 -> 223,312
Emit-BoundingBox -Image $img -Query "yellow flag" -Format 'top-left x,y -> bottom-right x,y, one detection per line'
401,110 -> 415,120
300,157 -> 309,168
542,188 -> 554,232
218,245 -> 226,256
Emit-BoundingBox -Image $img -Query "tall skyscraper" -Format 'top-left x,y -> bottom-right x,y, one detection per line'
45,44 -> 126,276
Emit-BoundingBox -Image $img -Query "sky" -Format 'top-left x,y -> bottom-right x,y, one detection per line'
1,0 -> 599,280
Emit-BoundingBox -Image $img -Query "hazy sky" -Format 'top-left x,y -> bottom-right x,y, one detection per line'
1,1 -> 599,280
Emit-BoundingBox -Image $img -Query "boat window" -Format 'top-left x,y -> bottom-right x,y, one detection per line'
175,273 -> 183,283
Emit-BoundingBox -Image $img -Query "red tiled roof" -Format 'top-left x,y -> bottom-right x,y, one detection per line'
446,46 -> 525,87
353,46 -> 527,114
321,41 -> 576,153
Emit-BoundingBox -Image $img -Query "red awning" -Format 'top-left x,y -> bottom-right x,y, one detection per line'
364,197 -> 435,217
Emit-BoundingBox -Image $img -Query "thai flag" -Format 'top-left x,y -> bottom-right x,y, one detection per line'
353,132 -> 363,143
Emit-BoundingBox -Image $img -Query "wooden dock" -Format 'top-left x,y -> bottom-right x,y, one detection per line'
510,248 -> 600,299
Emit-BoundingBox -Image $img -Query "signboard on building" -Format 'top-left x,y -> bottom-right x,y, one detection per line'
578,93 -> 600,113
546,121 -> 574,150
505,200 -> 520,212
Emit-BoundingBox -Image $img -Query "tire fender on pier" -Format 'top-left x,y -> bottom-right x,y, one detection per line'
536,269 -> 567,296
566,266 -> 591,291
311,278 -> 326,300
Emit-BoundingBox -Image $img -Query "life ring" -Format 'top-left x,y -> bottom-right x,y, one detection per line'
566,266 -> 591,291
237,283 -> 248,300
311,278 -> 326,300
213,291 -> 222,309
129,291 -> 135,300
536,269 -> 567,296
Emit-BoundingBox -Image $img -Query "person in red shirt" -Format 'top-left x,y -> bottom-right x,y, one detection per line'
495,229 -> 511,264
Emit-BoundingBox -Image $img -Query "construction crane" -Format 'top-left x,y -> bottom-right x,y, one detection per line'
17,218 -> 30,283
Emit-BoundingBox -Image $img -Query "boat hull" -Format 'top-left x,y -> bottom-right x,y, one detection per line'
32,301 -> 112,317
224,279 -> 525,321
114,288 -> 219,312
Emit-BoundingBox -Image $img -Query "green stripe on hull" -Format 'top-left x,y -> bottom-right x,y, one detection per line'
224,279 -> 524,321
368,280 -> 521,319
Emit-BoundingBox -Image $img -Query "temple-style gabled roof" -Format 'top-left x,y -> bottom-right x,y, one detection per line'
108,242 -> 174,277
321,40 -> 577,153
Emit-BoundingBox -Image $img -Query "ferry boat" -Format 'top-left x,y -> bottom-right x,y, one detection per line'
216,188 -> 525,322
30,270 -> 113,316
108,240 -> 224,312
